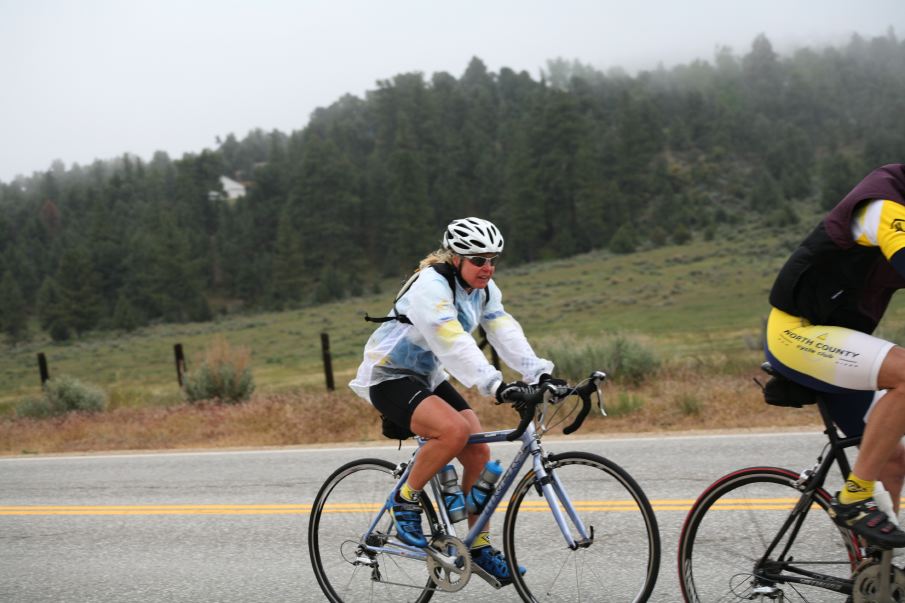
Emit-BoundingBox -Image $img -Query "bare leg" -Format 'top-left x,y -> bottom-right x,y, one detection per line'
879,442 -> 905,514
853,347 -> 905,496
407,396 -> 470,491
454,409 -> 490,528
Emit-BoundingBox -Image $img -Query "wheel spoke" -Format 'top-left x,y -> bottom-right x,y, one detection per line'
679,468 -> 856,603
309,459 -> 436,603
504,452 -> 660,602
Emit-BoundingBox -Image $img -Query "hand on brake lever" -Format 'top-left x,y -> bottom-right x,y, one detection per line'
495,380 -> 528,404
536,373 -> 567,388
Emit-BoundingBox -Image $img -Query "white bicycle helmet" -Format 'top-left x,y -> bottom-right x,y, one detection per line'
442,217 -> 504,254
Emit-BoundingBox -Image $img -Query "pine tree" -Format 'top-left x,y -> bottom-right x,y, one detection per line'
111,293 -> 142,331
36,276 -> 68,340
609,224 -> 638,254
270,199 -> 305,305
56,246 -> 104,336
0,270 -> 28,342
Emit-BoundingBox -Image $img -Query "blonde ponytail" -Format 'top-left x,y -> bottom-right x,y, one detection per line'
416,248 -> 456,273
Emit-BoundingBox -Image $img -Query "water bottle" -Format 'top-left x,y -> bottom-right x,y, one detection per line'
438,465 -> 467,523
466,460 -> 503,514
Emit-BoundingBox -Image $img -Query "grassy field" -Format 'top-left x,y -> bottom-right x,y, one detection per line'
5,217 -> 905,454
0,222 -> 792,407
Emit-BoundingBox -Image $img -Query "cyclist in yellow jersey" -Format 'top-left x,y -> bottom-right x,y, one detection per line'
767,164 -> 905,547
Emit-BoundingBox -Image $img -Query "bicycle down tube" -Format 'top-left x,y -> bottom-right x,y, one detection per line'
362,420 -> 582,562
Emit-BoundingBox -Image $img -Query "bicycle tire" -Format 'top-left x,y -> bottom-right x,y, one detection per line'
502,451 -> 661,602
308,458 -> 437,603
678,466 -> 861,603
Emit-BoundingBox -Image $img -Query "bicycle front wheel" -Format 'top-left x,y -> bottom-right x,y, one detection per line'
308,458 -> 436,603
678,466 -> 860,603
503,451 -> 660,602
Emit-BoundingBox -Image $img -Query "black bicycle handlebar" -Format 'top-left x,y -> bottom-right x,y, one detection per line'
501,371 -> 607,441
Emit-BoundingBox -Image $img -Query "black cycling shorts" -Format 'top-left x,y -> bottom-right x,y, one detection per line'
821,390 -> 874,438
370,378 -> 471,433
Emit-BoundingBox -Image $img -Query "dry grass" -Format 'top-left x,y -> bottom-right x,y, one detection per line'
202,336 -> 252,374
0,366 -> 821,456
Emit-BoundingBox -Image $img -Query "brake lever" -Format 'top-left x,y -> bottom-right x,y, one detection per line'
596,387 -> 607,417
590,371 -> 607,417
563,390 -> 591,435
563,372 -> 608,433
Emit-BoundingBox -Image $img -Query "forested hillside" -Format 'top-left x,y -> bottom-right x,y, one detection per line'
1,31 -> 903,342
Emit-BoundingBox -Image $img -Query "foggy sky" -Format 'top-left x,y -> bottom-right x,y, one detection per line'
1,0 -> 902,183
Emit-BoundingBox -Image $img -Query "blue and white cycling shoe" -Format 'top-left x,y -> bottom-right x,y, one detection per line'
471,546 -> 526,585
390,495 -> 428,548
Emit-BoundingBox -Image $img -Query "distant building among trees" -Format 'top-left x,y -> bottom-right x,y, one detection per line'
1,32 -> 904,340
218,176 -> 246,201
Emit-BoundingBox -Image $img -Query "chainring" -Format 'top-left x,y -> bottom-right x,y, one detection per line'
425,535 -> 471,592
853,560 -> 905,603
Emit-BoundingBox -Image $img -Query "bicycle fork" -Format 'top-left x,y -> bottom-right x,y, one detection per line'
533,450 -> 593,550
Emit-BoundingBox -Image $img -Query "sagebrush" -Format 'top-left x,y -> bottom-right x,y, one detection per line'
16,375 -> 107,419
183,337 -> 255,404
540,333 -> 660,386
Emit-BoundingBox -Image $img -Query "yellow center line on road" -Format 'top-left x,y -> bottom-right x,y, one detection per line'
0,505 -> 313,516
0,498 -> 823,516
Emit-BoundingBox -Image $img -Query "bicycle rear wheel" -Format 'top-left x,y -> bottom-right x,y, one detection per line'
503,451 -> 660,602
678,466 -> 860,602
308,458 -> 436,603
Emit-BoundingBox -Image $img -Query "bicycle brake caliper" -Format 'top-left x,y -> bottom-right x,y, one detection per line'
794,465 -> 817,491
534,455 -> 556,496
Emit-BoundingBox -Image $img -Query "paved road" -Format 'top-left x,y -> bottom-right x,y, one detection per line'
0,430 -> 840,602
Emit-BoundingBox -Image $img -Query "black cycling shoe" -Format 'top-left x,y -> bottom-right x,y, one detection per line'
829,494 -> 905,549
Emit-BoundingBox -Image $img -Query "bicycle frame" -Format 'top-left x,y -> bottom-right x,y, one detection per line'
751,398 -> 863,592
360,420 -> 591,562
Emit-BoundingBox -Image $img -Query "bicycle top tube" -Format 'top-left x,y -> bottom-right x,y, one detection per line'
414,427 -> 530,447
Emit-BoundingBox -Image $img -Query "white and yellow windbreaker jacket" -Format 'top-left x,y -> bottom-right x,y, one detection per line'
349,265 -> 553,403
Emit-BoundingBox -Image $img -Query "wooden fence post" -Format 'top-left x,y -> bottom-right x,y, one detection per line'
321,332 -> 335,391
174,343 -> 187,387
37,353 -> 49,387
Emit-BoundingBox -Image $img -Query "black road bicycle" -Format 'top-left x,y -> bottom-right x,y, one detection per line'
678,364 -> 905,602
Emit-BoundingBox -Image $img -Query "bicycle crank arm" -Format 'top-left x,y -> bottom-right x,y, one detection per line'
469,561 -> 504,589
878,549 -> 892,603
424,547 -> 459,567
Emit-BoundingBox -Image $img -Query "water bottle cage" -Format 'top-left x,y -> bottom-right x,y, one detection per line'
466,488 -> 491,515
443,492 -> 467,523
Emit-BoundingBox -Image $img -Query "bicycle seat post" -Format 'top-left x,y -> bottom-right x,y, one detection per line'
815,396 -> 855,479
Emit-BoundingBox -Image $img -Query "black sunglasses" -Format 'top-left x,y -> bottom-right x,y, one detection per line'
462,254 -> 500,267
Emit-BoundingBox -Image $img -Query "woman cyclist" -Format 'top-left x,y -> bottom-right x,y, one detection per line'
349,217 -> 554,585
766,164 -> 905,548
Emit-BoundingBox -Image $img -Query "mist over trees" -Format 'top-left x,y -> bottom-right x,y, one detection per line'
1,31 -> 904,341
